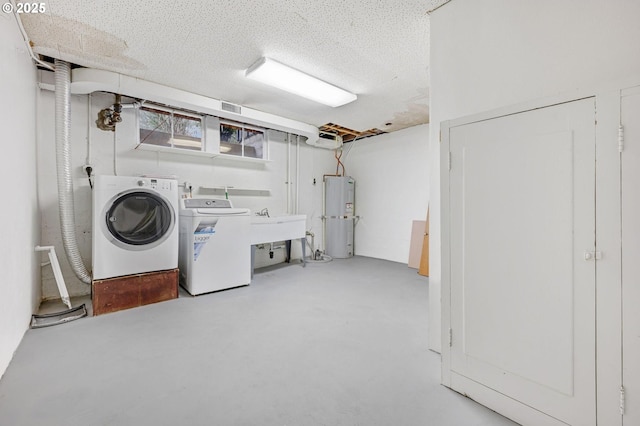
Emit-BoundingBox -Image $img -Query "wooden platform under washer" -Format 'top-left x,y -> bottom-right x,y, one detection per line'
92,269 -> 178,316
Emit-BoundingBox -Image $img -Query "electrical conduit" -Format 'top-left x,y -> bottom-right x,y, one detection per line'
55,59 -> 91,284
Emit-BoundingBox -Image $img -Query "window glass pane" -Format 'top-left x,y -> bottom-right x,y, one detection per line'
244,128 -> 265,159
173,113 -> 202,151
139,108 -> 171,147
220,123 -> 243,156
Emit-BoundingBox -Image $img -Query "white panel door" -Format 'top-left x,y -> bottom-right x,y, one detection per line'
621,86 -> 640,425
448,98 -> 596,425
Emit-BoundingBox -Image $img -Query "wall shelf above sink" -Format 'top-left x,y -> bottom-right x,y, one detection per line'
199,186 -> 271,197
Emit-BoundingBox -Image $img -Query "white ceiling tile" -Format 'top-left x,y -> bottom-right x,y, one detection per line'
21,0 -> 436,132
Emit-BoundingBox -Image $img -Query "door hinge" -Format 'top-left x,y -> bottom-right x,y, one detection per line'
619,125 -> 624,153
620,385 -> 626,415
448,328 -> 453,347
448,152 -> 452,171
584,251 -> 603,261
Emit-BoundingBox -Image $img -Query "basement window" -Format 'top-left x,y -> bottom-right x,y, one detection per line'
139,105 -> 203,151
220,121 -> 267,159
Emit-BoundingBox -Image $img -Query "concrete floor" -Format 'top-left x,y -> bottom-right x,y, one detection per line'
0,257 -> 518,426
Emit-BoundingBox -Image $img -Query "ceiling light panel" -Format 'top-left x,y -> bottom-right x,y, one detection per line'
245,57 -> 357,108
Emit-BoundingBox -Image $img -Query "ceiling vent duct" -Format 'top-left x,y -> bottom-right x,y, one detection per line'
67,68 -> 319,144
221,101 -> 241,114
307,132 -> 343,150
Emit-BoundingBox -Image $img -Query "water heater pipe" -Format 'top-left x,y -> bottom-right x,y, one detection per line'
55,59 -> 91,284
322,177 -> 326,252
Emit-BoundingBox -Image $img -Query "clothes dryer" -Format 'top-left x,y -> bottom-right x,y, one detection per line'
92,175 -> 179,280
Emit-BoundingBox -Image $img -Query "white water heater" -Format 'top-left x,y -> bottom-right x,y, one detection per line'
325,176 -> 355,258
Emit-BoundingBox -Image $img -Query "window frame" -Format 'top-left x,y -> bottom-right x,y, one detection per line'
135,103 -> 270,162
219,120 -> 268,160
138,104 -> 204,152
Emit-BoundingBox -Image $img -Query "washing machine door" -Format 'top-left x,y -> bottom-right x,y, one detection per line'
104,190 -> 175,249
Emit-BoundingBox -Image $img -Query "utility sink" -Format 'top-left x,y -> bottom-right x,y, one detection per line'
250,214 -> 307,274
250,214 -> 306,245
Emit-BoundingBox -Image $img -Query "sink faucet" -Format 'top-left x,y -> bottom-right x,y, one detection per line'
257,208 -> 270,217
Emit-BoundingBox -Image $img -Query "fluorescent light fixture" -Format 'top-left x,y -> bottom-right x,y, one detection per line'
245,57 -> 357,108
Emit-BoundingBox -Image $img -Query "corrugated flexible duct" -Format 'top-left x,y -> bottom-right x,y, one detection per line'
55,59 -> 91,284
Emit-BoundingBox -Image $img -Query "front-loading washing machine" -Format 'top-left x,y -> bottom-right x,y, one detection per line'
92,175 -> 179,280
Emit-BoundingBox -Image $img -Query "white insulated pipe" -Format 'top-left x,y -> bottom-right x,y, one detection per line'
35,246 -> 72,309
286,133 -> 291,214
295,135 -> 300,214
55,59 -> 91,284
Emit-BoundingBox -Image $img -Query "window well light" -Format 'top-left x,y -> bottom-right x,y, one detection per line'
245,57 -> 357,108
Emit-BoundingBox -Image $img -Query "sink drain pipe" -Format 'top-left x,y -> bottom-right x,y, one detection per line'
54,59 -> 91,284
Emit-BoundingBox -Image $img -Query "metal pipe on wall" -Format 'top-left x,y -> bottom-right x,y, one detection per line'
113,125 -> 118,176
85,93 -> 91,166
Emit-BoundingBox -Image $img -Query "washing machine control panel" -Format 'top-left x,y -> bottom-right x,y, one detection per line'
183,198 -> 232,209
136,178 -> 173,191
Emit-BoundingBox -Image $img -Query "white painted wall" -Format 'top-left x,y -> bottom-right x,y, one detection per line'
0,15 -> 40,378
428,0 -> 640,353
344,125 -> 429,263
36,88 -> 337,298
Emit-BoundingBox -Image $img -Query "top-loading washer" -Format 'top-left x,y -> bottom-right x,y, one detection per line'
92,175 -> 179,280
178,198 -> 251,295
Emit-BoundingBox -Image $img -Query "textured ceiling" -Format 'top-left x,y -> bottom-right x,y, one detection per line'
20,0 -> 449,134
